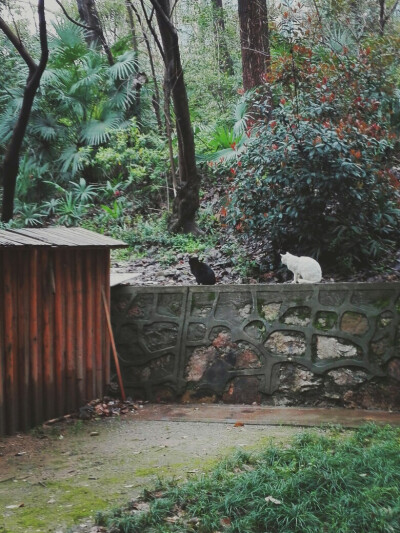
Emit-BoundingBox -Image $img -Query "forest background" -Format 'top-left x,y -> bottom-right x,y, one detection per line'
0,0 -> 399,281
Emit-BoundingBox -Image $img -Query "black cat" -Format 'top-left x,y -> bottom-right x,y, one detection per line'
189,257 -> 216,285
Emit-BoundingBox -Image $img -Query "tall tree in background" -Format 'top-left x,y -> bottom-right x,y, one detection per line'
211,0 -> 234,75
0,0 -> 48,222
378,0 -> 400,34
238,0 -> 270,90
148,0 -> 201,234
76,0 -> 114,64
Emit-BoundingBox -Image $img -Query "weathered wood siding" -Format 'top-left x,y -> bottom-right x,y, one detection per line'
0,248 -> 110,435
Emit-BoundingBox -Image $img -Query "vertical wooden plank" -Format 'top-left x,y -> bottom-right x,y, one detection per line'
84,252 -> 95,401
17,250 -> 30,431
42,251 -> 55,421
75,250 -> 85,405
4,250 -> 18,434
54,251 -> 66,416
0,251 -> 6,436
94,250 -> 103,397
30,248 -> 42,427
103,250 -> 111,388
65,250 -> 76,412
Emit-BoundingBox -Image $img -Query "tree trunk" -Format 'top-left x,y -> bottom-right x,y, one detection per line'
0,0 -> 49,223
379,0 -> 386,34
211,0 -> 234,75
76,0 -> 114,65
127,1 -> 163,134
150,0 -> 200,234
378,0 -> 400,35
238,0 -> 270,90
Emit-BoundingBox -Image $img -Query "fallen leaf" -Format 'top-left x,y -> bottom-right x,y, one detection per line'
220,517 -> 232,527
165,516 -> 179,523
234,422 -> 244,427
6,503 -> 24,509
265,496 -> 282,505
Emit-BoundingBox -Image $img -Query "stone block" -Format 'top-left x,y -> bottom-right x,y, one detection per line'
258,302 -> 281,322
370,334 -> 391,361
378,311 -> 393,328
215,292 -> 252,321
244,320 -> 266,342
314,336 -> 360,360
265,331 -> 306,356
185,346 -> 217,381
281,306 -> 311,326
209,326 -> 231,342
191,292 -> 216,317
344,380 -> 400,410
222,377 -> 261,403
157,293 -> 184,317
314,311 -> 337,331
387,358 -> 400,381
142,322 -> 179,352
235,346 -> 262,369
123,354 -> 174,382
202,359 -> 233,392
340,312 -> 369,336
187,323 -> 206,341
127,294 -> 154,319
212,331 -> 232,348
278,364 -> 322,393
327,368 -> 368,386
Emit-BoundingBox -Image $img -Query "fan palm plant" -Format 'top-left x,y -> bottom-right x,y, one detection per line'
0,20 -> 141,197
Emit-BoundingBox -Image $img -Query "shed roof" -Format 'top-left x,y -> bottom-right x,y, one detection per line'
0,227 -> 128,248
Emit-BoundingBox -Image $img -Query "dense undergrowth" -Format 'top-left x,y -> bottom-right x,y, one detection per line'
96,423 -> 400,533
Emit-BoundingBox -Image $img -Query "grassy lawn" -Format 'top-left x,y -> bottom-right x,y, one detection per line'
96,424 -> 400,533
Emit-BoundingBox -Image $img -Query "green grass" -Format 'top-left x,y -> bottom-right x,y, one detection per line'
96,424 -> 400,532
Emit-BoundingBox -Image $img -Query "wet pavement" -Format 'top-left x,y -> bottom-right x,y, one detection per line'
133,403 -> 400,427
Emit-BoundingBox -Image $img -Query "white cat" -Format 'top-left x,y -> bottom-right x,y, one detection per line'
281,252 -> 322,283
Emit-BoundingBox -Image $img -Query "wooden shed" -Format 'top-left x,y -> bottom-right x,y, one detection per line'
0,227 -> 127,436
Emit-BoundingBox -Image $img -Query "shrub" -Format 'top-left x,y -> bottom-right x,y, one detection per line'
224,43 -> 400,272
88,121 -> 169,212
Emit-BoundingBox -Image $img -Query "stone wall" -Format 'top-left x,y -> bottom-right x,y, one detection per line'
111,283 -> 400,410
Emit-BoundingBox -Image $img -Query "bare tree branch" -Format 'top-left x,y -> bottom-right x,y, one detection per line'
55,0 -> 94,30
137,0 -> 165,61
0,16 -> 37,73
385,0 -> 400,23
1,0 -> 49,222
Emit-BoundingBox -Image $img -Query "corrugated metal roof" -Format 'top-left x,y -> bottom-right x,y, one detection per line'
0,227 -> 128,248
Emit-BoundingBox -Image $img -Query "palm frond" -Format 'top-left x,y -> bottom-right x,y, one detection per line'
108,51 -> 138,81
57,145 -> 86,176
109,82 -> 137,110
50,21 -> 87,62
30,113 -> 59,141
325,25 -> 355,53
0,109 -> 17,146
79,110 -> 122,145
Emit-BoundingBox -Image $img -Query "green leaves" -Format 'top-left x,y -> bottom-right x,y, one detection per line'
224,39 -> 400,271
108,51 -> 138,81
80,110 -> 122,145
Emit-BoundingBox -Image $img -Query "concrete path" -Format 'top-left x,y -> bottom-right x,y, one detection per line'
133,403 -> 400,427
